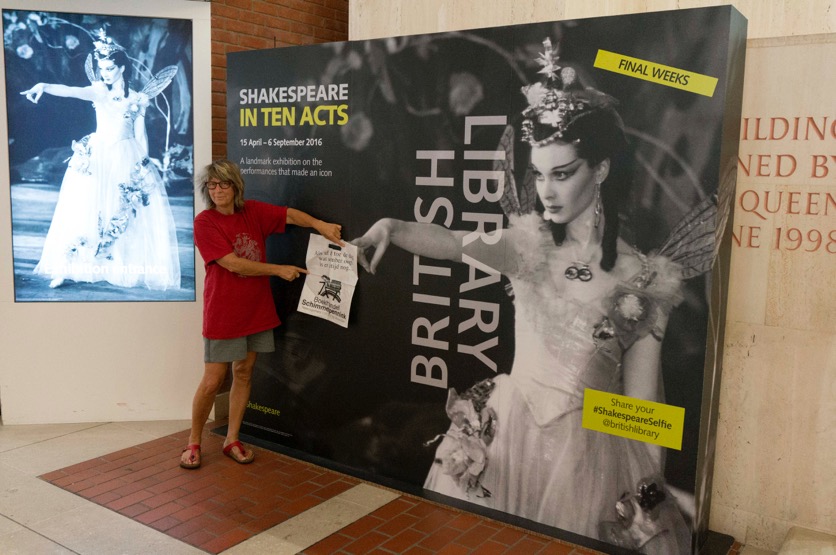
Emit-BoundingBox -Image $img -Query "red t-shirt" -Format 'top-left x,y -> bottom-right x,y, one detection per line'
194,200 -> 287,339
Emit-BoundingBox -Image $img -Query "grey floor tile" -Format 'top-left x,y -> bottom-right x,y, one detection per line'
34,504 -> 204,555
225,483 -> 399,555
336,482 -> 400,509
0,463 -> 88,527
0,422 -> 104,453
0,526 -> 76,554
0,514 -> 24,536
0,422 -> 172,476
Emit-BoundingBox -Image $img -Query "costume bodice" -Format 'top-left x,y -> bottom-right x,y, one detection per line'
92,88 -> 148,144
505,214 -> 683,426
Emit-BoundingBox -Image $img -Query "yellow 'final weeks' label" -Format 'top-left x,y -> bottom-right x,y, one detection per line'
582,388 -> 685,450
594,49 -> 718,97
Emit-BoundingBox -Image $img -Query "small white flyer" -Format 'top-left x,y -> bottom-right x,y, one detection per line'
297,234 -> 358,328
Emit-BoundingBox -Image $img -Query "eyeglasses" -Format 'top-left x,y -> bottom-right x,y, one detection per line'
205,180 -> 232,190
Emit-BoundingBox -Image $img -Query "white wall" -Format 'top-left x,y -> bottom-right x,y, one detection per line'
713,33 -> 836,551
348,0 -> 835,41
348,1 -> 835,552
0,0 -> 211,424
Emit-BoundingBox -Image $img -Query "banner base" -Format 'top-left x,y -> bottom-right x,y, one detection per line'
699,530 -> 736,555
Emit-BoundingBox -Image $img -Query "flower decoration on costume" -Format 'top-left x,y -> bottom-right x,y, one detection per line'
96,157 -> 157,258
66,237 -> 89,258
65,134 -> 92,175
92,27 -> 123,60
593,253 -> 683,348
535,37 -> 561,78
636,479 -> 666,511
595,285 -> 657,349
607,285 -> 655,335
598,476 -> 672,551
425,379 -> 497,498
123,98 -> 146,120
520,38 -> 615,147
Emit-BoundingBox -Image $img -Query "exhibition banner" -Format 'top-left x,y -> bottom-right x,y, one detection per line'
3,9 -> 196,301
227,7 -> 746,554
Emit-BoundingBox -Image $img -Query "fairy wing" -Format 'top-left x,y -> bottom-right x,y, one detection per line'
493,125 -> 537,217
714,161 -> 736,257
85,54 -> 97,84
141,65 -> 178,99
656,192 -> 721,280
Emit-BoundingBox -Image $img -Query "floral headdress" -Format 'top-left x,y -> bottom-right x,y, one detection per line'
520,38 -> 614,147
92,28 -> 123,60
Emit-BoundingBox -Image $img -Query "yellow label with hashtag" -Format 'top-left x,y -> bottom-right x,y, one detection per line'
594,49 -> 718,97
582,388 -> 685,450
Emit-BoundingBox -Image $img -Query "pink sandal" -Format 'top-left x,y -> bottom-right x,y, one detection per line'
223,440 -> 254,464
180,444 -> 201,469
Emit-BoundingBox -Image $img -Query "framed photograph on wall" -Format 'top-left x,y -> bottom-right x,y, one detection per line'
2,6 -> 195,301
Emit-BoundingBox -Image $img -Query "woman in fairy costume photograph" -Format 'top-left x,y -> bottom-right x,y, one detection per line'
21,28 -> 180,291
353,39 -> 696,553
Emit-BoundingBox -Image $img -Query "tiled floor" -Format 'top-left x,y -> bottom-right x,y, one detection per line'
38,429 -> 362,553
0,419 -> 744,554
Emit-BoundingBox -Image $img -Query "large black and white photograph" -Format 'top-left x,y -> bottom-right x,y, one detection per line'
226,7 -> 744,553
4,9 -> 195,301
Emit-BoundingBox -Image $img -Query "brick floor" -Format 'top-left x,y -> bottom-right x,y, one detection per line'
39,428 -> 359,554
300,495 -> 600,555
39,427 -> 746,554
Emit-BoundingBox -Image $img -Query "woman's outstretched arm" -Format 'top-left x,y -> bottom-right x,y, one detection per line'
286,208 -> 344,245
352,218 -> 514,275
352,219 -> 464,274
21,83 -> 98,104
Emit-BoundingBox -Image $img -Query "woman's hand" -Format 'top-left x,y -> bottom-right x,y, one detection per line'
276,265 -> 309,282
21,83 -> 46,104
351,219 -> 394,274
315,220 -> 344,246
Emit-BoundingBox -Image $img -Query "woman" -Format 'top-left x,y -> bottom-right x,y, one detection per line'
353,40 -> 690,553
182,159 -> 343,468
21,32 -> 180,290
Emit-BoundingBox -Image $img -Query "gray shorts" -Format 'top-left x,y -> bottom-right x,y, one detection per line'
203,329 -> 275,363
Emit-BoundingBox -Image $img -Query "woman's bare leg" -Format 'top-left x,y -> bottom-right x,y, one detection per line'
223,351 -> 257,461
180,361 -> 228,466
